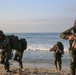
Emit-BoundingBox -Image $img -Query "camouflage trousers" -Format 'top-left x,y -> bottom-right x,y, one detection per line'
69,50 -> 76,75
1,50 -> 12,71
54,56 -> 62,71
14,50 -> 23,68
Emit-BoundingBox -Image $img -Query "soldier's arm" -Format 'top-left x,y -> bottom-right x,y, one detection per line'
49,47 -> 54,51
60,27 -> 73,39
50,45 -> 57,51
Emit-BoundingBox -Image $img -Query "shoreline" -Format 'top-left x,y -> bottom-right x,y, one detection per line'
10,59 -> 70,70
0,62 -> 70,75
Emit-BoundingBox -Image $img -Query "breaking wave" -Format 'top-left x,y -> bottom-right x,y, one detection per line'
27,44 -> 69,52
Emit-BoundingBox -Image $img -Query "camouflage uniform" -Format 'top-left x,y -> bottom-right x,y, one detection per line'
14,50 -> 23,68
60,20 -> 76,75
0,30 -> 12,72
50,42 -> 64,71
14,38 -> 27,68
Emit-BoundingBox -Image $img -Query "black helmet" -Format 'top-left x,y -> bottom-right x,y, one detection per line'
0,30 -> 4,40
0,30 -> 3,35
74,19 -> 76,26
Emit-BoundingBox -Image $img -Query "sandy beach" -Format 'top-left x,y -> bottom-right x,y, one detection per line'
0,63 -> 70,75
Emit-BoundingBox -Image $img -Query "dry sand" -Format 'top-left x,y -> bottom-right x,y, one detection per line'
0,64 -> 70,75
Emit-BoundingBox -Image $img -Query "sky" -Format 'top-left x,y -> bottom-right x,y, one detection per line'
0,0 -> 76,33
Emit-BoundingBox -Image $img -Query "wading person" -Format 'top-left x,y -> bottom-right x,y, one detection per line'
60,20 -> 76,75
50,41 -> 64,72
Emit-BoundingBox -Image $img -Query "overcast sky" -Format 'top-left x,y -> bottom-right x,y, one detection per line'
0,0 -> 76,33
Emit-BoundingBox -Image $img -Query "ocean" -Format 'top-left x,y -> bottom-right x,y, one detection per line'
6,33 -> 70,70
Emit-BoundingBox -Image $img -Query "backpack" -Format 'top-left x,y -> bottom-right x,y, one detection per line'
19,38 -> 27,50
56,42 -> 64,53
7,35 -> 18,49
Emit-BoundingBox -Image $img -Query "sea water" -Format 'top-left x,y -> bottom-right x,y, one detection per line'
6,33 -> 70,70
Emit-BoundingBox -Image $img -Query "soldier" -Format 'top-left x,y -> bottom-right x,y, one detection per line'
0,30 -> 12,72
7,34 -> 27,69
14,38 -> 27,68
50,41 -> 64,72
60,20 -> 76,75
7,34 -> 23,68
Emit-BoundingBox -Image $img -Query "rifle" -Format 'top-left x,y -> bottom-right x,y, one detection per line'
50,45 -> 64,54
71,29 -> 76,48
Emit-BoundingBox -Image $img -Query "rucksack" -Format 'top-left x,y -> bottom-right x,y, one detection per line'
7,35 -> 18,49
56,42 -> 64,52
19,38 -> 27,50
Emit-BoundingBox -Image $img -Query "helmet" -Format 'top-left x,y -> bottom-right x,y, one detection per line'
0,30 -> 4,40
74,19 -> 76,26
0,30 -> 3,35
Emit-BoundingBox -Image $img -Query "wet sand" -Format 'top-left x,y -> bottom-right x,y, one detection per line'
0,63 -> 70,75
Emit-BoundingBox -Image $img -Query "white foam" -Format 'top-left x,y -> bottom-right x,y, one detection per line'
27,45 -> 69,52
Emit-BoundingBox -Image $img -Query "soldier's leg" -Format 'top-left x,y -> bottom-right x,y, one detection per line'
58,60 -> 62,71
19,60 -> 23,68
18,51 -> 23,68
54,57 -> 57,70
70,51 -> 76,75
5,60 -> 9,71
5,51 -> 11,72
58,56 -> 62,71
1,51 -> 5,64
14,51 -> 19,61
70,62 -> 75,75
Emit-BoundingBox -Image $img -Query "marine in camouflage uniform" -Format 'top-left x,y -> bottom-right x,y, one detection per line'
60,20 -> 76,75
7,34 -> 27,69
50,41 -> 64,71
0,30 -> 12,72
7,35 -> 23,68
14,38 -> 27,68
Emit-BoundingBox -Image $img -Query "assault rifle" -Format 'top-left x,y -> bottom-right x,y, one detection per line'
50,45 -> 64,54
71,29 -> 76,40
71,29 -> 76,48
